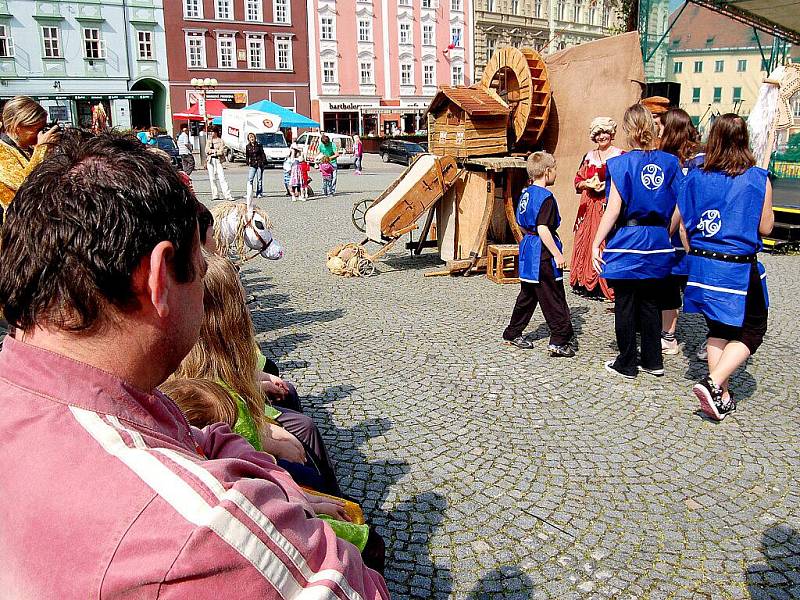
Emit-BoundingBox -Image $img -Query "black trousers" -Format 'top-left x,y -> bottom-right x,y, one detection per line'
608,278 -> 664,376
503,260 -> 574,345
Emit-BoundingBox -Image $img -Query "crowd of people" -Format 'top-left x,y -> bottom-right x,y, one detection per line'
505,99 -> 773,423
0,96 -> 389,597
0,89 -> 776,595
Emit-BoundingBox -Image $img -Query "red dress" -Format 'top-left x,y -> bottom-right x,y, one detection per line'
570,147 -> 623,301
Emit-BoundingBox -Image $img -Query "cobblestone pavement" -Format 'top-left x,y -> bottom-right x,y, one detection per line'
192,156 -> 800,600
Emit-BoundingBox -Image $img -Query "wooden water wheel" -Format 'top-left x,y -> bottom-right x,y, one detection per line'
480,47 -> 551,149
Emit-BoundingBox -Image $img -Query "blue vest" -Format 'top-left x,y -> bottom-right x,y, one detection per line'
516,184 -> 562,283
600,150 -> 682,280
670,154 -> 707,276
678,166 -> 769,326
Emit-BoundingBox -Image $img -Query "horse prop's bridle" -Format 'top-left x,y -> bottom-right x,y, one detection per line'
243,211 -> 275,262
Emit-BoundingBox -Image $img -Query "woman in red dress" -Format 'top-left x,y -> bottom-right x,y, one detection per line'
570,117 -> 624,300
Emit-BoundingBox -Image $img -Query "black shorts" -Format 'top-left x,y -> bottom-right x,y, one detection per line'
705,264 -> 767,354
291,185 -> 301,192
659,275 -> 688,311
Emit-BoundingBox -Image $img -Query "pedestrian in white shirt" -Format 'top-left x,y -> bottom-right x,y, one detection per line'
177,125 -> 195,175
205,127 -> 233,201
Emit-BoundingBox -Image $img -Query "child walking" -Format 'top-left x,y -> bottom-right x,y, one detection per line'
502,151 -> 576,357
299,152 -> 311,201
678,114 -> 773,421
591,104 -> 683,379
319,155 -> 334,196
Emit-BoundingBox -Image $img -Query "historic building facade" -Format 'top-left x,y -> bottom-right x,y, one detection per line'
0,0 -> 170,131
164,0 -> 311,129
667,3 -> 782,132
472,0 -> 622,80
306,0 -> 474,136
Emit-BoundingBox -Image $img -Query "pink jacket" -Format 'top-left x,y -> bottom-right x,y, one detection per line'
0,337 -> 389,599
319,162 -> 334,178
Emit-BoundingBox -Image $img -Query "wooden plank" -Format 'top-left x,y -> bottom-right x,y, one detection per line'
455,171 -> 489,260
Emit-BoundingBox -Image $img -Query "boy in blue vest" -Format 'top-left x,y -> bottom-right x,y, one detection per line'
502,151 -> 576,357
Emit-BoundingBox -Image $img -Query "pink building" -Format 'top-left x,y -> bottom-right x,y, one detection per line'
307,0 -> 474,136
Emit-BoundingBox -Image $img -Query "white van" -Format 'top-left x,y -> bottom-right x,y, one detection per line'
221,109 -> 291,167
294,132 -> 355,168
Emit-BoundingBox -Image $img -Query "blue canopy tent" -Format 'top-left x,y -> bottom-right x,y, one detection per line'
211,100 -> 320,128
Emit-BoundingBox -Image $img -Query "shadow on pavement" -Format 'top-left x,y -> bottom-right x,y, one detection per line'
467,566 -> 537,599
250,305 -> 345,332
302,384 -> 453,598
523,305 -> 589,342
746,524 -> 800,599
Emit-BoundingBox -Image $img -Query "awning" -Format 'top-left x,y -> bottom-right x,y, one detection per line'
360,106 -> 428,115
688,0 -> 800,44
244,99 -> 319,128
173,99 -> 228,120
0,91 -> 154,101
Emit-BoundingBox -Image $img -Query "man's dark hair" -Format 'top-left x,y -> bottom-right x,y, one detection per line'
0,132 -> 199,332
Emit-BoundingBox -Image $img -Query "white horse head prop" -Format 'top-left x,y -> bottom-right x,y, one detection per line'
211,201 -> 284,262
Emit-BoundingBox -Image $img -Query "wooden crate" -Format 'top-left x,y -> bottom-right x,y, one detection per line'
486,243 -> 520,284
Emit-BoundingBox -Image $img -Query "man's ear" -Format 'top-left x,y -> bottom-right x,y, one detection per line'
145,241 -> 176,319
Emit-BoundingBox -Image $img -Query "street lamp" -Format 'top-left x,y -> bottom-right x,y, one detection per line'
191,78 -> 218,165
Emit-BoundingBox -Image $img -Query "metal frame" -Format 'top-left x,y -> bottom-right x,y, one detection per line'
685,0 -> 800,45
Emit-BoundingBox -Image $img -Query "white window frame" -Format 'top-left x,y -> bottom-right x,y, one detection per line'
557,0 -> 565,20
450,0 -> 462,11
573,0 -> 582,23
534,0 -> 542,18
400,62 -> 413,86
487,0 -> 494,11
360,61 -> 373,84
423,63 -> 435,86
42,26 -> 61,59
215,0 -> 233,20
273,0 -> 291,24
399,22 -> 411,45
511,0 -> 518,14
358,19 -> 372,42
185,31 -> 206,68
95,32 -> 116,63
737,59 -> 747,72
245,0 -> 263,21
320,16 -> 335,41
217,33 -> 235,68
247,34 -> 265,69
485,35 -> 496,61
451,26 -> 462,47
588,6 -> 596,24
322,59 -> 337,84
423,24 -> 434,46
715,59 -> 724,73
399,0 -> 411,6
184,0 -> 203,18
0,24 -> 14,58
137,30 -> 153,60
275,37 -> 292,70
422,0 -> 432,7
451,64 -> 463,86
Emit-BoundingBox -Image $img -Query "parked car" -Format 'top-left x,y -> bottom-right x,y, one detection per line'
153,135 -> 183,170
294,132 -> 356,168
379,140 -> 426,165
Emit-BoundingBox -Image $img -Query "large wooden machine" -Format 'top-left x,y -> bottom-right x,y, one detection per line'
348,33 -> 646,281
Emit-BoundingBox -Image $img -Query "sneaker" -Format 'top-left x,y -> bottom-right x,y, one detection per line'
568,337 -> 579,352
503,336 -> 536,350
693,375 -> 735,421
661,337 -> 680,355
696,340 -> 708,361
638,365 -> 665,377
548,343 -> 576,357
604,360 -> 635,379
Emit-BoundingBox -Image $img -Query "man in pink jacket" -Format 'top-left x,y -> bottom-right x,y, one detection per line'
0,133 -> 389,600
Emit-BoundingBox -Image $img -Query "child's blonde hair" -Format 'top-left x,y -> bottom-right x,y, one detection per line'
624,103 -> 658,150
160,378 -> 238,429
526,151 -> 556,180
173,254 -> 266,433
320,155 -> 331,164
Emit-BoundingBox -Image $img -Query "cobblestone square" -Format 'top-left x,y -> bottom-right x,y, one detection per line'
192,156 -> 800,599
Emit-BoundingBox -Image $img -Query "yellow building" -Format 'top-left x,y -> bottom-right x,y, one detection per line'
667,4 -> 785,133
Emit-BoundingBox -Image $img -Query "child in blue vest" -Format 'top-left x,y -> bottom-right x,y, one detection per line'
591,104 -> 683,378
677,114 -> 774,421
502,151 -> 576,357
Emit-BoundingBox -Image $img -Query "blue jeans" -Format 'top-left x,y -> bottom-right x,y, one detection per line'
322,176 -> 333,195
330,163 -> 338,193
354,155 -> 363,171
248,166 -> 264,196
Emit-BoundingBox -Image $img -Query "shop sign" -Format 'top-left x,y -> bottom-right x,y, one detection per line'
327,102 -> 375,111
48,105 -> 69,122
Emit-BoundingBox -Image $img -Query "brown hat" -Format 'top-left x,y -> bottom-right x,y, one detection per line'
640,96 -> 670,115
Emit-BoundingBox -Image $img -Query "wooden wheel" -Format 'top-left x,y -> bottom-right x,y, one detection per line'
480,47 -> 551,149
351,198 -> 371,232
